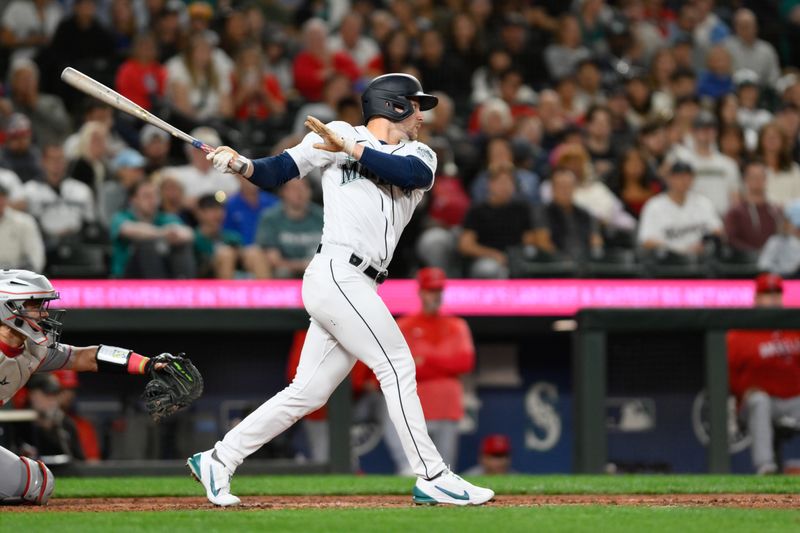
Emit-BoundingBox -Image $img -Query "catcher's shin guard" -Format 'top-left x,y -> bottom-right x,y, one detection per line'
20,457 -> 55,505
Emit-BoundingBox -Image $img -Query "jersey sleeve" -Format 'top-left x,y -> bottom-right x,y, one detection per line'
637,199 -> 663,244
35,343 -> 75,372
404,142 -> 437,191
285,129 -> 337,178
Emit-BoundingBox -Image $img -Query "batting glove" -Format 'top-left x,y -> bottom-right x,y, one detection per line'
207,146 -> 253,176
305,116 -> 358,157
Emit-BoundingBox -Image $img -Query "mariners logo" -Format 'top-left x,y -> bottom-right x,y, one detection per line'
416,146 -> 434,165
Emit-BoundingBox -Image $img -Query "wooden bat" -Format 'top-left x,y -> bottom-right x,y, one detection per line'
60,67 -> 248,174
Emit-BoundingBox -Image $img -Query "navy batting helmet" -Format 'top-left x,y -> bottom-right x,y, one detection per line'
361,74 -> 438,123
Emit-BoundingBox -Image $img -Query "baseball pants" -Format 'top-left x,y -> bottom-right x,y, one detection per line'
384,414 -> 460,474
743,392 -> 800,470
0,446 -> 27,500
215,253 -> 446,479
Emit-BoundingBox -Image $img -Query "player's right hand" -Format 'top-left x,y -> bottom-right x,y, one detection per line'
207,146 -> 252,176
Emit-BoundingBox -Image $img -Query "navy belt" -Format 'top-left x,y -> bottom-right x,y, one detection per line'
316,244 -> 388,284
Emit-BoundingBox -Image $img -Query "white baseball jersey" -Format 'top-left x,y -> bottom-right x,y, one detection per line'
0,341 -> 73,406
23,178 -> 95,238
638,192 -> 722,253
285,121 -> 437,269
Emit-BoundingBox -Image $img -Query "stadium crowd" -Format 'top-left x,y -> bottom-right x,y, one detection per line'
1,0 -> 800,280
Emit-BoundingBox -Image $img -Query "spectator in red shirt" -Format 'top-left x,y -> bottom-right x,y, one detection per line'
724,160 -> 782,254
114,32 -> 166,112
292,18 -> 360,103
727,273 -> 800,474
52,369 -> 101,462
231,42 -> 286,121
384,267 -> 476,473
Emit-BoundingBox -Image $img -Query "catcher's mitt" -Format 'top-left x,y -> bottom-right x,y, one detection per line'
143,353 -> 203,421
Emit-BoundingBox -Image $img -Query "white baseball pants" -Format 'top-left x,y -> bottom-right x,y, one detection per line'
215,253 -> 446,479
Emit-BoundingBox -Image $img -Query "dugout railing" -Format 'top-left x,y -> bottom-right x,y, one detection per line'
573,308 -> 800,474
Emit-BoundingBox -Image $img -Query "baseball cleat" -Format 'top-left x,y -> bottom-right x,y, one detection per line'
187,450 -> 241,507
412,468 -> 494,506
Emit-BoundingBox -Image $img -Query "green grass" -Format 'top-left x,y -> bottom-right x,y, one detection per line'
53,474 -> 800,498
2,507 -> 800,533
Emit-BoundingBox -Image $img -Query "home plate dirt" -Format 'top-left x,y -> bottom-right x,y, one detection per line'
7,494 -> 800,512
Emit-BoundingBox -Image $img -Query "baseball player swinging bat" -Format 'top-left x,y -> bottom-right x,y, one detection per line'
59,67 -> 248,174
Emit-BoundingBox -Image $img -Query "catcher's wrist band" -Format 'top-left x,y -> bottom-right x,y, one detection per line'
96,345 -> 149,375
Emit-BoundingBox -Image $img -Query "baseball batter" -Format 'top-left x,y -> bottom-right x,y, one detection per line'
0,269 -> 200,505
189,74 -> 494,506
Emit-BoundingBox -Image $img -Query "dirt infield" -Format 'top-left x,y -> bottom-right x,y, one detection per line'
6,493 -> 800,512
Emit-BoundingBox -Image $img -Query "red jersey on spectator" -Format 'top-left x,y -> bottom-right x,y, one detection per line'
726,330 -> 800,400
397,312 -> 475,421
114,60 -> 166,111
286,329 -> 374,420
292,52 -> 360,102
429,174 -> 470,227
232,74 -> 286,120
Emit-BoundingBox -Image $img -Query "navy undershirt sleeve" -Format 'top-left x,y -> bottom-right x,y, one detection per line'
248,152 -> 301,190
358,147 -> 433,190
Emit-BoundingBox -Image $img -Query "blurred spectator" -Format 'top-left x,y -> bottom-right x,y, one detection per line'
23,143 -> 96,255
231,43 -> 286,123
774,103 -> 800,164
153,0 -> 183,63
139,124 -> 173,174
759,200 -> 800,277
164,127 -> 240,207
734,70 -> 772,151
219,6 -> 249,59
194,194 -> 250,279
470,137 -> 540,206
110,179 -> 195,278
0,183 -> 44,271
416,28 -> 470,108
448,10 -> 485,77
18,374 -> 84,461
758,123 -> 800,208
385,267 -> 475,474
462,434 -> 513,475
692,0 -> 730,49
537,168 -> 603,260
458,162 -> 538,279
154,170 -> 188,222
574,58 -> 606,112
537,89 -> 568,150
63,100 -> 126,161
264,32 -> 294,94
0,113 -> 44,182
724,161 -> 781,254
0,1 -> 61,62
41,0 -> 116,106
498,12 -> 547,88
471,48 -> 512,106
723,9 -> 781,86
544,14 -> 592,81
605,146 -> 661,218
727,274 -> 800,474
292,74 -> 353,136
670,111 -> 741,216
255,179 -> 323,279
223,175 -> 279,247
718,125 -> 747,168
7,58 -> 72,145
52,370 -> 100,462
68,120 -> 111,194
624,74 -> 657,130
583,105 -> 617,177
366,29 -> 412,78
99,148 -> 147,228
697,45 -> 734,100
638,160 -> 723,256
108,0 -> 137,56
292,18 -> 359,103
187,1 -> 214,34
637,119 -> 670,178
165,31 -> 233,121
649,48 -> 677,105
328,12 -> 379,70
114,31 -> 166,112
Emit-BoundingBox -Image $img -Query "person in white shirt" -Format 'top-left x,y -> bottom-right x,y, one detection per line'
0,0 -> 62,62
638,160 -> 723,255
163,127 -> 239,207
0,184 -> 44,271
0,166 -> 25,209
328,12 -> 379,70
669,110 -> 741,216
186,74 -> 494,508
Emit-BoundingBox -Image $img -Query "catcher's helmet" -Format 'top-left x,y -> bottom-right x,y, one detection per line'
361,73 -> 438,123
0,269 -> 64,345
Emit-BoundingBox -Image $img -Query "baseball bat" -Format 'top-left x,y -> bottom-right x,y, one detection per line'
60,67 -> 248,174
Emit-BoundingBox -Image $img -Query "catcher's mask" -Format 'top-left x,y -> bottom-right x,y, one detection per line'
0,269 -> 65,346
361,73 -> 438,123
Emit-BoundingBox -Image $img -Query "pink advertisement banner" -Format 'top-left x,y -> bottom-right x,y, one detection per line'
50,279 -> 799,316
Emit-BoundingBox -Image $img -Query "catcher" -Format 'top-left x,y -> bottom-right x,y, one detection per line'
0,269 -> 202,505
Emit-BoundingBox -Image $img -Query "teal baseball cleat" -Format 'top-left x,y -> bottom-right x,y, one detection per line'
412,468 -> 494,506
187,449 -> 241,507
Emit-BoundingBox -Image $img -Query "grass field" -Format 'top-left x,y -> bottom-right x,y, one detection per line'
2,475 -> 800,533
